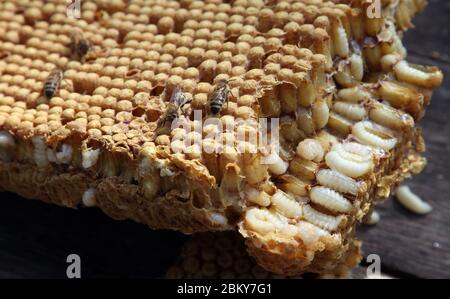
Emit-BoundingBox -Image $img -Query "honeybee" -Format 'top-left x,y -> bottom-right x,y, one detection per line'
209,79 -> 232,115
43,68 -> 64,99
156,87 -> 191,133
68,30 -> 93,61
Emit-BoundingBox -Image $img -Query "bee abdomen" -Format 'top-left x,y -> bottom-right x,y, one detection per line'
210,104 -> 222,114
44,82 -> 58,98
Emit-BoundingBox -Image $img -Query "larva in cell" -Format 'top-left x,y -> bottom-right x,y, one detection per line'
244,208 -> 283,235
333,101 -> 367,121
245,186 -> 271,207
333,142 -> 373,163
394,60 -> 443,89
31,136 -> 49,167
295,221 -> 328,247
310,186 -> 353,213
336,86 -> 372,103
55,144 -> 73,164
264,151 -> 289,175
350,53 -> 364,81
311,98 -> 329,130
302,204 -> 343,232
82,188 -> 96,207
296,138 -> 324,163
277,174 -> 310,198
325,144 -> 374,178
332,23 -> 349,58
334,60 -> 354,87
352,121 -> 398,150
368,101 -> 414,129
271,190 -> 303,219
395,185 -> 432,215
316,169 -> 364,195
82,147 -> 101,169
296,107 -> 315,136
327,112 -> 353,135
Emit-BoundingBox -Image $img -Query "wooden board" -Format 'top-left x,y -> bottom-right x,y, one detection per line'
0,1 -> 449,279
357,0 -> 450,279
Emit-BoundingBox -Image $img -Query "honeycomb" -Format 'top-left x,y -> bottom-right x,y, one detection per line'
0,0 -> 443,276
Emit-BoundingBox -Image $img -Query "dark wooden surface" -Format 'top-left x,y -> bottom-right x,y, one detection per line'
0,1 -> 449,279
358,0 -> 450,279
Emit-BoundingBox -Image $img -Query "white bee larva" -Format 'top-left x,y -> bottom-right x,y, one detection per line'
310,186 -> 353,213
244,208 -> 282,235
82,188 -> 96,207
295,221 -> 328,247
32,136 -> 49,167
350,53 -> 364,81
302,205 -> 343,232
369,101 -> 414,129
395,185 -> 432,215
352,121 -> 398,150
311,98 -> 329,130
296,138 -> 324,163
316,169 -> 362,195
271,190 -> 303,219
264,151 -> 289,175
325,143 -> 374,178
333,24 -> 349,58
333,101 -> 367,121
245,186 -> 271,207
82,147 -> 101,169
393,60 -> 443,88
337,86 -> 372,103
55,144 -> 73,164
364,210 -> 380,225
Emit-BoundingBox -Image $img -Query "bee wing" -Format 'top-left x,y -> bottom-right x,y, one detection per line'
170,87 -> 191,107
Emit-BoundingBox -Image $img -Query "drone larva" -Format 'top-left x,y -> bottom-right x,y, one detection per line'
332,23 -> 349,58
271,190 -> 303,219
333,101 -> 367,121
82,188 -> 97,207
309,186 -> 353,213
368,101 -> 414,129
325,143 -> 374,178
265,151 -> 289,175
393,60 -> 443,88
31,136 -> 49,167
316,169 -> 363,195
352,121 -> 398,150
295,221 -> 328,247
296,138 -> 324,163
81,147 -> 101,169
244,208 -> 283,235
43,68 -> 64,99
302,205 -> 343,232
245,187 -> 271,207
311,98 -> 329,130
336,86 -> 372,103
350,53 -> 364,81
395,185 -> 432,215
55,144 -> 73,164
